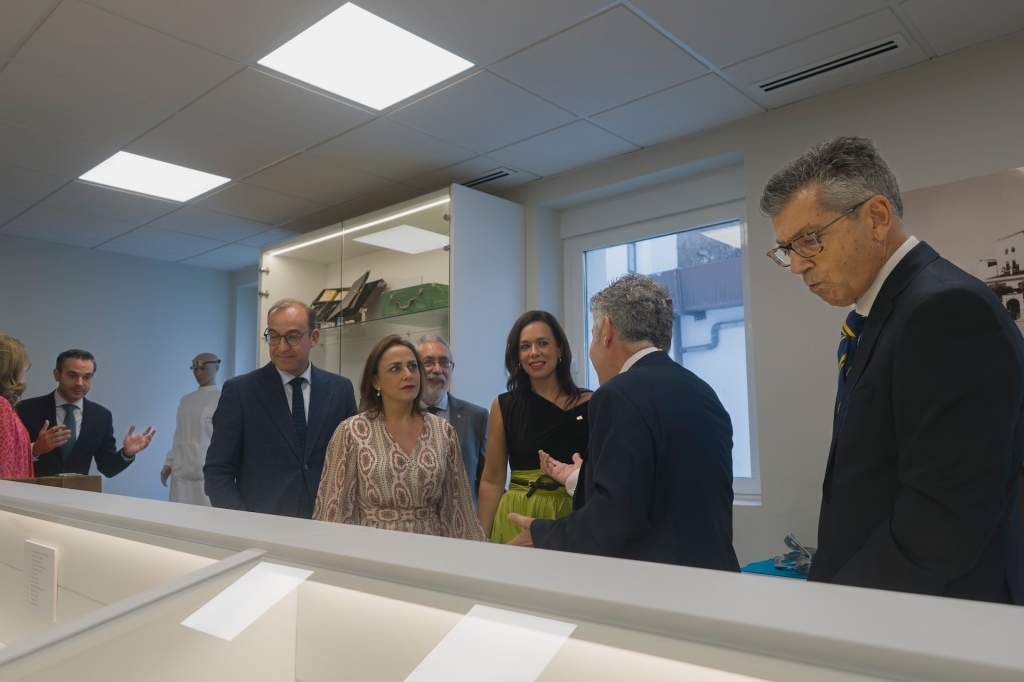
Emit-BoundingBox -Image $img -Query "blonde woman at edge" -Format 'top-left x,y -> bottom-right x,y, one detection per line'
0,335 -> 34,479
313,335 -> 484,541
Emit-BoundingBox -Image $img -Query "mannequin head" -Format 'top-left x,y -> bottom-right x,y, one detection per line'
191,353 -> 220,387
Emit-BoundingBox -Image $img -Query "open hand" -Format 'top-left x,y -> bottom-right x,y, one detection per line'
507,512 -> 535,547
538,450 -> 582,486
123,425 -> 155,458
33,420 -> 71,456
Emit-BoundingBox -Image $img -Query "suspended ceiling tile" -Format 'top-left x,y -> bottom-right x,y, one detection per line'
238,227 -> 301,247
0,0 -> 52,56
187,243 -> 261,266
309,118 -> 475,182
0,64 -> 168,148
95,242 -> 187,262
901,0 -> 1024,55
245,154 -> 392,205
86,0 -> 339,62
178,256 -> 242,271
0,196 -> 31,225
8,204 -> 137,240
391,71 -> 576,154
151,207 -> 270,242
493,6 -> 707,116
0,224 -> 106,249
193,182 -> 325,225
0,162 -> 66,203
125,116 -> 291,179
0,120 -> 111,177
105,225 -> 226,257
592,74 -> 764,148
490,122 -> 638,177
632,0 -> 887,67
356,0 -> 611,64
404,156 -> 539,192
180,68 -> 374,152
13,0 -> 241,110
43,181 -> 179,224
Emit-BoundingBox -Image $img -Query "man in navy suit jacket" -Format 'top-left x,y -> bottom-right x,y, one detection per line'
509,275 -> 740,571
763,137 -> 1024,603
17,349 -> 155,477
204,299 -> 357,518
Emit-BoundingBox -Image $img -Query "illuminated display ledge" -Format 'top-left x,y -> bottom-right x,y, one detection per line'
0,482 -> 1022,682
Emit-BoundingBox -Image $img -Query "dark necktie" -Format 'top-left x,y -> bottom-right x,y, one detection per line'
289,377 -> 312,518
836,310 -> 867,413
427,405 -> 443,416
61,404 -> 77,461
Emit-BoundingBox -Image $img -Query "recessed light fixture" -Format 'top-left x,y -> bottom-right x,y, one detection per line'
79,152 -> 230,202
267,197 -> 450,257
258,3 -> 473,110
354,224 -> 448,254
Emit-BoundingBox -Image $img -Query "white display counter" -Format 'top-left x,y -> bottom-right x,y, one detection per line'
0,481 -> 1021,681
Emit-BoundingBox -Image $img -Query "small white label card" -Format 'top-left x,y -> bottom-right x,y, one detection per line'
24,541 -> 58,622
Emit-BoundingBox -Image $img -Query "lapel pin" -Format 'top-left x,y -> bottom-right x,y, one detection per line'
576,415 -> 583,421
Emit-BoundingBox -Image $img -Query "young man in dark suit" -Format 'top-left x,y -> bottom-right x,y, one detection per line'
508,274 -> 740,571
762,136 -> 1024,603
17,349 -> 154,478
204,299 -> 358,518
416,334 -> 488,507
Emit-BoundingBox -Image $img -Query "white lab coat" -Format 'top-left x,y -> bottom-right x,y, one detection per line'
164,385 -> 221,505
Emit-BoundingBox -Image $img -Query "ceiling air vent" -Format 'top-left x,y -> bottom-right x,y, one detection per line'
460,167 -> 516,188
758,39 -> 900,93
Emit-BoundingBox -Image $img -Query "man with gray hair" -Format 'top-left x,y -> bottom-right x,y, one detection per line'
204,298 -> 357,518
508,274 -> 740,571
764,136 -> 1024,603
416,334 -> 488,506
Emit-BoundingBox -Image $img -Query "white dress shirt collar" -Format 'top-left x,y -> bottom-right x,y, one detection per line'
855,236 -> 919,317
620,346 -> 660,374
54,390 -> 83,410
277,362 -> 313,387
422,392 -> 449,412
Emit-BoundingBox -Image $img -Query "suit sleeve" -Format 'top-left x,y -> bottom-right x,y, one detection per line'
474,407 -> 488,493
203,380 -> 247,510
531,385 -> 654,556
341,378 -> 358,421
94,410 -> 131,478
833,288 -> 1023,594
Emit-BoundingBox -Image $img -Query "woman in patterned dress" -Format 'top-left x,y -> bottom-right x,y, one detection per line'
0,335 -> 34,479
313,335 -> 485,541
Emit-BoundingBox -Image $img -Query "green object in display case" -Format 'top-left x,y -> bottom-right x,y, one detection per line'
381,283 -> 449,318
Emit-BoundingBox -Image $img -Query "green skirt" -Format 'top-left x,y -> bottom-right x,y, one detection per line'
490,469 -> 574,544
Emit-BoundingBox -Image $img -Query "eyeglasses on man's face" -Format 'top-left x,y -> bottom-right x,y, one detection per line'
264,329 -> 313,346
767,198 -> 871,267
421,358 -> 453,370
190,360 -> 221,371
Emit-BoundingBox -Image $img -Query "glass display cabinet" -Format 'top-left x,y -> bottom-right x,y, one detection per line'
256,184 -> 524,409
2,482 -> 1023,682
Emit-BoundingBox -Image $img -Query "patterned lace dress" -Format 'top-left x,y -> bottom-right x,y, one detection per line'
313,412 -> 485,541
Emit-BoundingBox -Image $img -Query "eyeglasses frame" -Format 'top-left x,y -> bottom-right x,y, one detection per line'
766,197 -> 871,267
263,328 -> 314,347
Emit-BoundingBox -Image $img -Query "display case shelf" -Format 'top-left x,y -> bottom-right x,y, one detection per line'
320,307 -> 449,342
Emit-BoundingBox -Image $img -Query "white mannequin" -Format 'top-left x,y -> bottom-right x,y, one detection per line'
161,353 -> 221,505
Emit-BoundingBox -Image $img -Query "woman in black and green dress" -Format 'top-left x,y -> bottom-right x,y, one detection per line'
478,311 -> 591,543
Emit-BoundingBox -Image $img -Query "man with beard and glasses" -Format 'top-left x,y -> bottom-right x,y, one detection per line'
416,334 -> 488,507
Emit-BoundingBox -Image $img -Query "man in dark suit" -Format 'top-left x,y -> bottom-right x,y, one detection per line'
508,274 -> 740,571
17,349 -> 154,477
204,299 -> 357,518
416,334 -> 488,506
762,136 -> 1024,603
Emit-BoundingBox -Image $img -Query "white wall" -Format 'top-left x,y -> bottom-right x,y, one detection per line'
500,34 -> 1024,564
0,235 -> 234,502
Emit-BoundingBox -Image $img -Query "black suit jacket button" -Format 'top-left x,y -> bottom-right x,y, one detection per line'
303,464 -> 309,471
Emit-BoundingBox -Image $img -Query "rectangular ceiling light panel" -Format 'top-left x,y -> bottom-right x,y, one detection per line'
80,152 -> 230,202
258,3 -> 473,110
353,224 -> 448,254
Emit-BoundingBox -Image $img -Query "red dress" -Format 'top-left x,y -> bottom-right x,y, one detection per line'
0,398 -> 33,479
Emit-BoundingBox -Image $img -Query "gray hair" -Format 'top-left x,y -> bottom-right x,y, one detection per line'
759,136 -> 903,221
590,274 -> 674,351
416,333 -> 452,359
267,298 -> 316,329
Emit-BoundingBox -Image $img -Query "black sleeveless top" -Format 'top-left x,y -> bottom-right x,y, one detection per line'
498,390 -> 590,470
